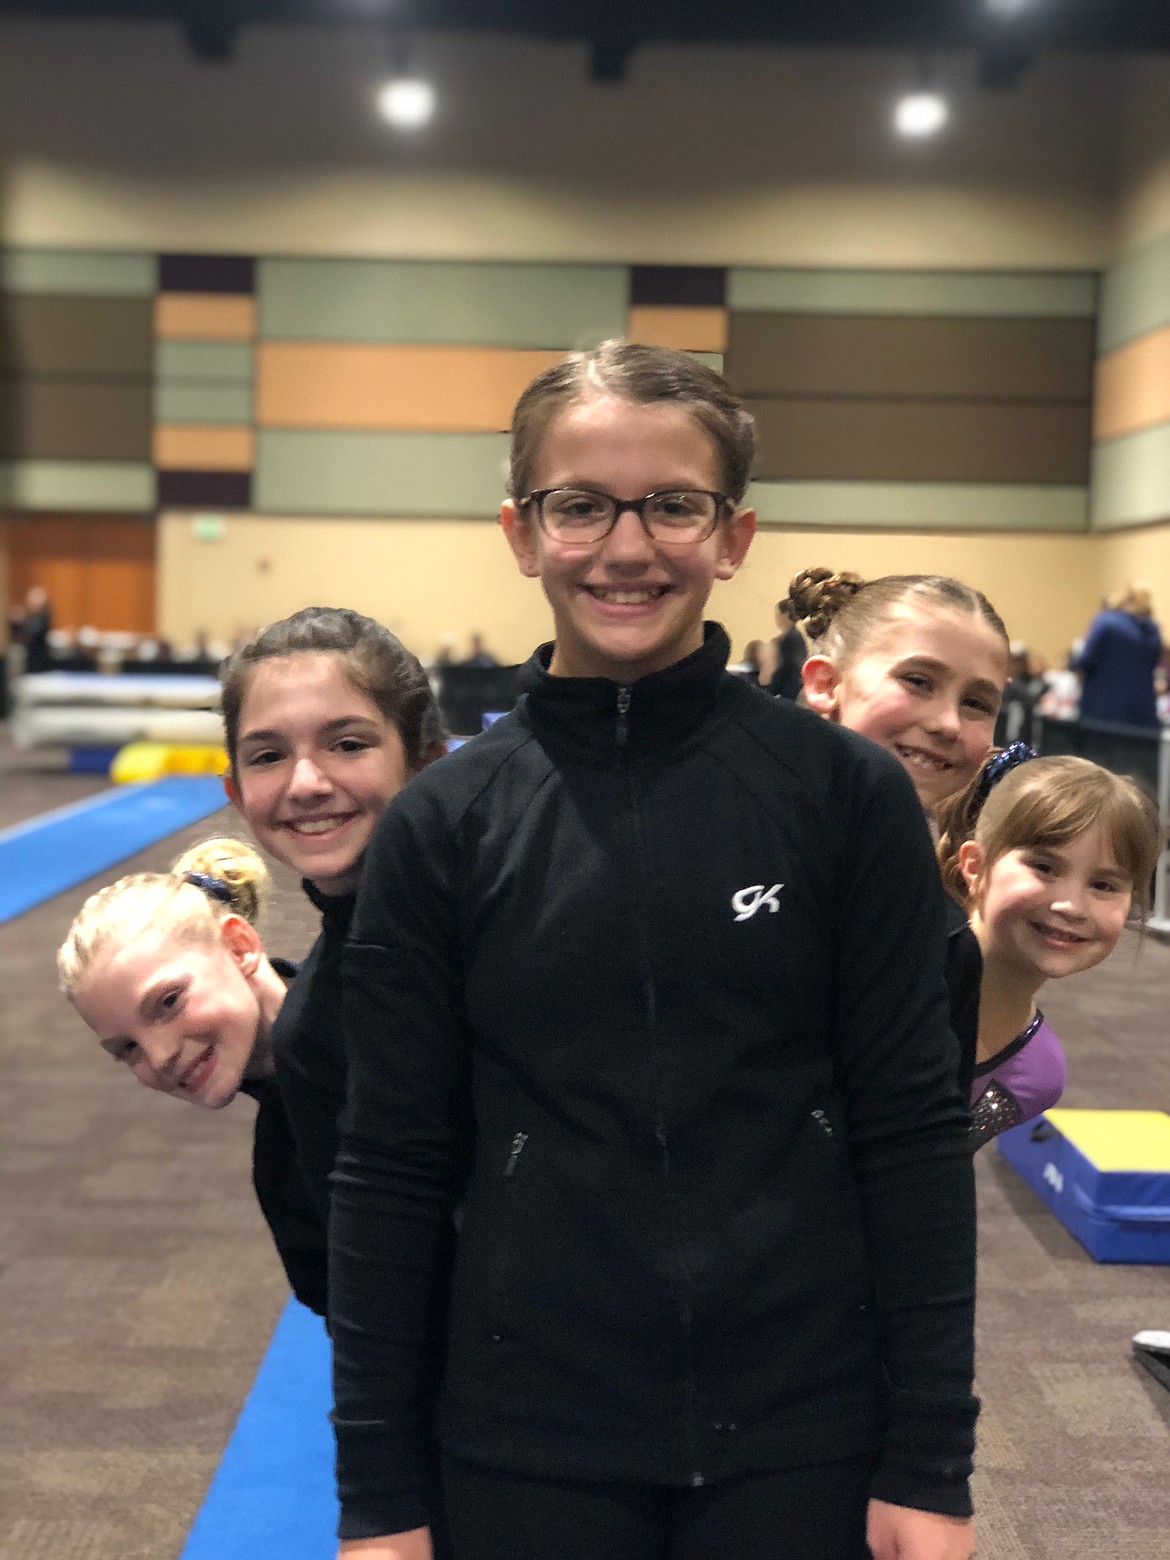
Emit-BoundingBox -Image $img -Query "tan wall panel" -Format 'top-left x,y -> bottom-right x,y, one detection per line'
255,344 -> 565,431
726,314 -> 1096,399
626,307 -> 728,353
1093,326 -> 1170,441
158,512 -> 1100,670
6,513 -> 155,633
0,381 -> 151,460
750,399 -> 1091,484
1095,523 -> 1170,620
153,424 -> 255,471
154,293 -> 256,341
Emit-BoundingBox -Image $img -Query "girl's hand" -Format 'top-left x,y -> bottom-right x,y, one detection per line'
866,1499 -> 975,1560
337,1529 -> 432,1560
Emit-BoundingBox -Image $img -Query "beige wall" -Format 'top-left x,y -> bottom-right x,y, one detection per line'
1113,57 -> 1170,250
0,23 -> 1118,266
1096,523 -> 1170,621
159,512 -> 1102,668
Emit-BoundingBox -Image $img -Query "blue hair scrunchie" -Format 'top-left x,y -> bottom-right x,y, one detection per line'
975,740 -> 1037,806
183,870 -> 234,905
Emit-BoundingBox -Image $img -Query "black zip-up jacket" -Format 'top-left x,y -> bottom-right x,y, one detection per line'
332,626 -> 979,1541
271,884 -> 355,1231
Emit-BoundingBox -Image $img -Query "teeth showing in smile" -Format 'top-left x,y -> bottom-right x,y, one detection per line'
180,1047 -> 215,1092
587,587 -> 668,605
1032,921 -> 1088,946
895,745 -> 951,773
288,816 -> 350,835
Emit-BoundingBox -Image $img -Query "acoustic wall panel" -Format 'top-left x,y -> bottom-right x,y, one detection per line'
725,314 -> 1095,401
728,268 -> 1097,318
0,295 -> 153,375
153,425 -> 255,470
255,429 -> 509,517
1097,232 -> 1170,354
626,307 -> 728,353
155,293 -> 257,341
157,471 -> 251,507
749,480 -> 1088,531
749,399 -> 1091,485
0,249 -> 155,297
1093,326 -> 1170,442
255,344 -> 564,431
158,254 -> 255,294
153,383 -> 254,424
258,259 -> 628,347
1090,426 -> 1170,529
153,341 -> 254,383
0,460 -> 155,510
629,267 -> 726,307
0,382 -> 153,461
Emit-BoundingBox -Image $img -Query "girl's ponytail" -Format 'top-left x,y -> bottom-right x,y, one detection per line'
783,569 -> 865,643
171,838 -> 269,925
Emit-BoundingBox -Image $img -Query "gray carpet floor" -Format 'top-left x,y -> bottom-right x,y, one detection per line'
1,741 -> 1168,1558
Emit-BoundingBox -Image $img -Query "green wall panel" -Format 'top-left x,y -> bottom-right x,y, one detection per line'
728,268 -> 1097,319
1097,233 -> 1170,354
258,259 -> 628,347
0,249 -> 156,297
748,479 -> 1088,531
0,460 -> 154,510
1090,424 -> 1170,530
154,341 -> 255,382
153,383 -> 253,424
255,429 -> 509,517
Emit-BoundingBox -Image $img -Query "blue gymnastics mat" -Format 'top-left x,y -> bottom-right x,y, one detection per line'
0,776 -> 228,923
180,1299 -> 338,1559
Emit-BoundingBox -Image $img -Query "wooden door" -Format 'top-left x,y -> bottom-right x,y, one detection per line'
5,513 -> 156,634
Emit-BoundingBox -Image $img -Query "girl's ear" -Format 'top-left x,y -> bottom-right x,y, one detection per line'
500,500 -> 541,579
220,914 -> 263,977
222,772 -> 242,811
714,507 -> 756,581
801,656 -> 841,718
957,840 -> 986,898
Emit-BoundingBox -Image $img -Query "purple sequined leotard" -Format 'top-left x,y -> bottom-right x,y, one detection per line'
969,1012 -> 1068,1150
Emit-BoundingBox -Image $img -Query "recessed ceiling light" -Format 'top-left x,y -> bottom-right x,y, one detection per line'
894,90 -> 949,138
377,76 -> 436,129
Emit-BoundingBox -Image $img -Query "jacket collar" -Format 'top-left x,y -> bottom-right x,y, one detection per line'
517,622 -> 734,760
302,878 -> 357,935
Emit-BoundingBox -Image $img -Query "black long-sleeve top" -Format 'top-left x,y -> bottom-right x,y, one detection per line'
332,625 -> 979,1541
270,884 -> 355,1231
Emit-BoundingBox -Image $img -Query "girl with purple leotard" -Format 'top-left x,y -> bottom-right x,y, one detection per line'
937,748 -> 1160,1149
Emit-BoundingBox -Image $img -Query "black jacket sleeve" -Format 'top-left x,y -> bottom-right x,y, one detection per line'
241,1076 -> 329,1318
330,790 -> 471,1541
832,750 -> 979,1517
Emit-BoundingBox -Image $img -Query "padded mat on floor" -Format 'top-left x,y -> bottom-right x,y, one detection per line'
180,1299 -> 337,1559
0,776 -> 228,923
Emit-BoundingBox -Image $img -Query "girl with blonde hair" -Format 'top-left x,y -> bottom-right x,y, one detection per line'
58,838 -> 326,1314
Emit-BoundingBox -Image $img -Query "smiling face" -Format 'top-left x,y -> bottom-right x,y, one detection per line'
803,603 -> 1007,811
960,824 -> 1133,984
500,395 -> 755,683
226,652 -> 408,895
73,923 -> 263,1110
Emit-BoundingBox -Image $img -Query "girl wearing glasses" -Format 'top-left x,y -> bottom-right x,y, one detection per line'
332,343 -> 976,1560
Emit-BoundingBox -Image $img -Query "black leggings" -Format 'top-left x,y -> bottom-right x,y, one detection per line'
443,1454 -> 873,1560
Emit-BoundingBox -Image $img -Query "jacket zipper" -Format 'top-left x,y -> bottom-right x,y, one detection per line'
618,697 -> 704,1487
504,1131 -> 528,1176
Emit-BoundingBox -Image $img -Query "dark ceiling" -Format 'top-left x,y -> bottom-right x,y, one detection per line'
1,0 -> 1168,77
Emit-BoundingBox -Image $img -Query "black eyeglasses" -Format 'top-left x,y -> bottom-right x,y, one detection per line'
520,488 -> 731,546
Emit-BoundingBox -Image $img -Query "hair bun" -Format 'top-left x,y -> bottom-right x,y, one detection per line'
171,837 -> 269,925
785,568 -> 865,641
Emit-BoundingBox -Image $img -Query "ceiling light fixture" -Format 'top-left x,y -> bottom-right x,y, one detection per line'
377,33 -> 435,130
894,89 -> 949,138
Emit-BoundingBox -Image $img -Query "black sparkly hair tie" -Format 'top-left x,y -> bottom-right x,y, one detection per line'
976,741 -> 1037,806
183,870 -> 234,905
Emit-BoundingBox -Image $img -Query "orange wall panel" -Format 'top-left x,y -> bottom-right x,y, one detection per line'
1093,326 -> 1170,441
153,424 -> 255,470
255,344 -> 566,431
626,306 -> 728,353
155,293 -> 257,341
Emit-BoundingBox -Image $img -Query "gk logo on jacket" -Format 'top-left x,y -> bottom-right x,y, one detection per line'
731,883 -> 784,922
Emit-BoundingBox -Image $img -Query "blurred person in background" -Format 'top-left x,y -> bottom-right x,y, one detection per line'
1075,584 -> 1161,729
759,598 -> 807,700
8,585 -> 53,673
